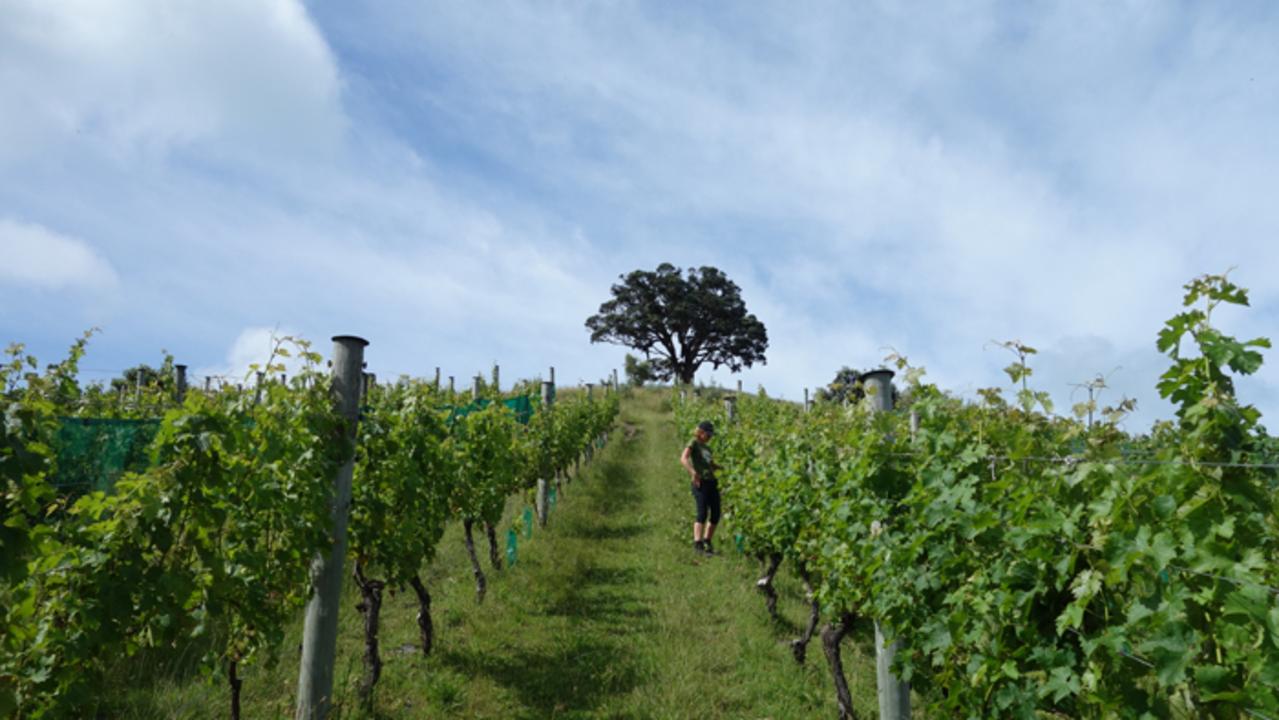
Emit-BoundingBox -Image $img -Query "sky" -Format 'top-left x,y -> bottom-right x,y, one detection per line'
2,0 -> 1278,430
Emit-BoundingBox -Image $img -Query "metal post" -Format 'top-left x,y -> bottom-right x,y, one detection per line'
296,335 -> 368,720
472,375 -> 482,401
737,379 -> 743,395
862,368 -> 909,720
448,375 -> 455,395
537,381 -> 554,526
725,395 -> 737,423
434,367 -> 441,390
175,364 -> 188,402
612,368 -> 619,391
492,364 -> 500,392
804,387 -> 811,412
255,371 -> 266,405
549,366 -> 555,385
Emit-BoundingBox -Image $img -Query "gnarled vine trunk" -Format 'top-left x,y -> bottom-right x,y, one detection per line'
409,574 -> 434,656
791,563 -> 820,664
228,659 -> 242,720
463,518 -> 487,603
822,612 -> 859,720
755,552 -> 783,619
353,563 -> 385,707
485,521 -> 503,571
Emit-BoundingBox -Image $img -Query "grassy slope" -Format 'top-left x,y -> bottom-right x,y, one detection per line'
110,389 -> 880,719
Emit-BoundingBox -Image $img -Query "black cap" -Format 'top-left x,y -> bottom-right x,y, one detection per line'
697,421 -> 715,437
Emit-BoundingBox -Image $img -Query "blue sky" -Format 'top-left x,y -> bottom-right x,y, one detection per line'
2,1 -> 1278,429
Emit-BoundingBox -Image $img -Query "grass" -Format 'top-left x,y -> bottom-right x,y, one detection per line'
104,389 -> 881,719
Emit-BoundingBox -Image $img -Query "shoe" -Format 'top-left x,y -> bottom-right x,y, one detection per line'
693,540 -> 705,554
703,540 -> 716,556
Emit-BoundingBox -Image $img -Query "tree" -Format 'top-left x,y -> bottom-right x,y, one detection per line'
623,353 -> 656,387
815,366 -> 864,404
586,264 -> 768,385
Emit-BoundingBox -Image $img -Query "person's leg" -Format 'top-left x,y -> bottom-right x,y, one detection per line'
703,482 -> 722,549
692,484 -> 708,549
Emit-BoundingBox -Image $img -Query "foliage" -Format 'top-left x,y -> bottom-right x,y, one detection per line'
586,263 -> 768,384
624,353 -> 656,387
680,272 -> 1279,718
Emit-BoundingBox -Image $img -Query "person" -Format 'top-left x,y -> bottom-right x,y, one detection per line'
680,420 -> 721,556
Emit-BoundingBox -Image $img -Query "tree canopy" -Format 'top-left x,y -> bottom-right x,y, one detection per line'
585,264 -> 768,385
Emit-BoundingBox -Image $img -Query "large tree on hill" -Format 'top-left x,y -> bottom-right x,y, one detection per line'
585,264 -> 768,385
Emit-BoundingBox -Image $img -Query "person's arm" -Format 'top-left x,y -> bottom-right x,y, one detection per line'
680,446 -> 701,487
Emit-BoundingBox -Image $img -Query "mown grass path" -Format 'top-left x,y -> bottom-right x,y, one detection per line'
120,391 -> 874,718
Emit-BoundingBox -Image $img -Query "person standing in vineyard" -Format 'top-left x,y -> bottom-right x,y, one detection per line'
681,421 -> 721,556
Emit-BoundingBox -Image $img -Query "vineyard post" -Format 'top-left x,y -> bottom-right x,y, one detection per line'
586,383 -> 594,399
204,377 -> 212,393
804,388 -> 811,412
175,364 -> 188,402
434,367 -> 440,390
448,375 -> 455,396
549,366 -> 555,385
493,364 -> 500,392
613,368 -> 619,390
296,335 -> 368,720
725,395 -> 737,423
255,371 -> 265,405
737,379 -> 743,395
537,381 -> 554,526
862,368 -> 911,720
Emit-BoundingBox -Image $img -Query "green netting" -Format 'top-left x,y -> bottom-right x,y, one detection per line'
506,528 -> 518,567
54,417 -> 160,494
448,395 -> 535,425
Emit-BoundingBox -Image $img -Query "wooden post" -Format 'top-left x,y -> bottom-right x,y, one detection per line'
472,375 -> 482,401
736,379 -> 743,395
549,366 -> 555,385
174,364 -> 188,402
537,381 -> 554,527
862,368 -> 910,720
492,364 -> 500,393
434,367 -> 440,390
804,387 -> 811,413
725,395 -> 737,423
296,335 -> 368,720
448,375 -> 455,395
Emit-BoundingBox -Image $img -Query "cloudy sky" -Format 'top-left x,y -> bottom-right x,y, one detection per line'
2,1 -> 1277,429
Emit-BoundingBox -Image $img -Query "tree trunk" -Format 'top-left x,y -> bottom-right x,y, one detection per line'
463,519 -> 487,603
354,564 -> 385,708
228,659 -> 242,720
484,521 -> 503,571
822,612 -> 859,720
791,563 -> 820,664
756,552 -> 782,619
409,574 -> 434,656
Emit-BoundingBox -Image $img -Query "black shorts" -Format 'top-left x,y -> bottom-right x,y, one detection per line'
692,478 -> 721,524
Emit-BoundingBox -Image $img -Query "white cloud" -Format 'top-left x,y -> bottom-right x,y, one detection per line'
192,326 -> 314,385
0,0 -> 344,164
0,218 -> 118,290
